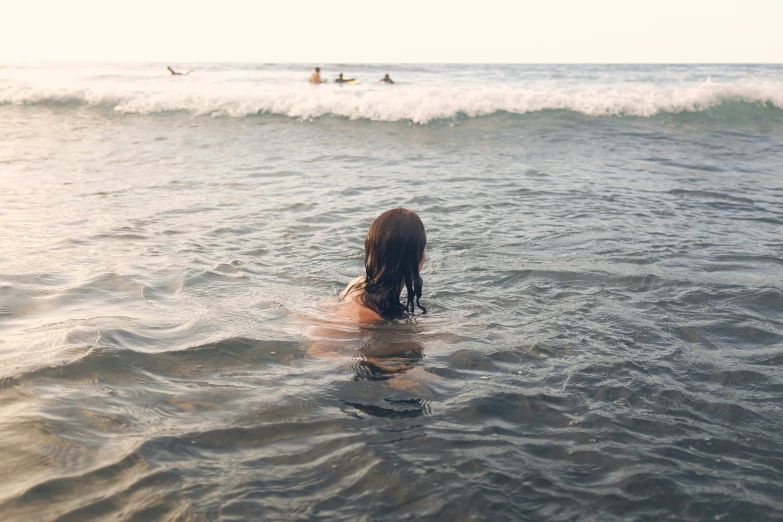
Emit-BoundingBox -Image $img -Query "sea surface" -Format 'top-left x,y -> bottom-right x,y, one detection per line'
1,63 -> 782,521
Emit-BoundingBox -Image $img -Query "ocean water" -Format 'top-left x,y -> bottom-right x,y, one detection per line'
1,63 -> 782,521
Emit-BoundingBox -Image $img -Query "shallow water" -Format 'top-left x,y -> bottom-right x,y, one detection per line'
1,64 -> 783,521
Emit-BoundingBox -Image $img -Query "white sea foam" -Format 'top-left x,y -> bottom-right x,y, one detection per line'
2,65 -> 782,123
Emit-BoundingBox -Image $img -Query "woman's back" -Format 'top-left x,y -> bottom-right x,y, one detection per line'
342,208 -> 427,321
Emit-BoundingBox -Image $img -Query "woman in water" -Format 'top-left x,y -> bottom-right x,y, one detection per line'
310,208 -> 432,389
336,207 -> 427,323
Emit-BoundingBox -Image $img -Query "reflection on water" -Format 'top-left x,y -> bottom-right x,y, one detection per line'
310,321 -> 435,419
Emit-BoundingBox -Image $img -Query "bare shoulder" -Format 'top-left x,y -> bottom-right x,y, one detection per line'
336,276 -> 384,322
308,286 -> 381,357
339,275 -> 366,300
334,299 -> 383,323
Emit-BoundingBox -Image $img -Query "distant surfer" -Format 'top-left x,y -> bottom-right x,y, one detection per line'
167,66 -> 191,76
309,67 -> 326,83
335,73 -> 356,84
378,74 -> 394,84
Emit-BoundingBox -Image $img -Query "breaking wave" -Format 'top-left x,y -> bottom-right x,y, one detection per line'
2,79 -> 783,123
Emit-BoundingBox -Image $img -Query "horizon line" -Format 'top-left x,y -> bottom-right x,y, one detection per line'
2,60 -> 783,66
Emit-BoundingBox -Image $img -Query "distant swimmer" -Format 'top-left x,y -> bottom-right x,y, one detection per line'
378,74 -> 394,84
334,73 -> 356,84
167,66 -> 192,76
309,67 -> 326,83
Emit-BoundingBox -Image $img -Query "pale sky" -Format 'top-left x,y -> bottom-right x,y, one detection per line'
2,0 -> 781,63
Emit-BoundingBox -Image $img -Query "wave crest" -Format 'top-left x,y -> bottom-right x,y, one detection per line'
2,79 -> 783,123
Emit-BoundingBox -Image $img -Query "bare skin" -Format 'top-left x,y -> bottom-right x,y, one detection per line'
332,279 -> 383,322
307,310 -> 437,391
309,71 -> 324,83
334,246 -> 425,323
308,247 -> 430,387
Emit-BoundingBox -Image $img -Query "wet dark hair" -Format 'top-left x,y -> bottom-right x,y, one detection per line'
315,67 -> 320,72
351,208 -> 427,319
